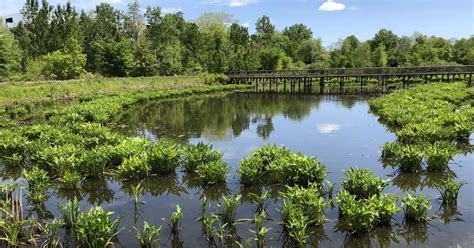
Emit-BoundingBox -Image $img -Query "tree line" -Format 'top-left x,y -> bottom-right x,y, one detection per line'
0,0 -> 473,81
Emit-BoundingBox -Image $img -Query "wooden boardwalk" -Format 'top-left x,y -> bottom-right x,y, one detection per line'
226,65 -> 474,93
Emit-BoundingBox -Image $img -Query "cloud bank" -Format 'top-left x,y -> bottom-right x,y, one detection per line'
229,0 -> 258,7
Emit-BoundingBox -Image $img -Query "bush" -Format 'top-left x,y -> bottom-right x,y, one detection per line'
271,152 -> 327,187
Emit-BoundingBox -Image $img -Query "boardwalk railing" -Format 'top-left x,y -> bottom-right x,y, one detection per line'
227,65 -> 474,78
226,65 -> 474,94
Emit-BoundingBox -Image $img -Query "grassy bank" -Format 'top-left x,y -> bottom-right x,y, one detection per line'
0,75 -> 217,108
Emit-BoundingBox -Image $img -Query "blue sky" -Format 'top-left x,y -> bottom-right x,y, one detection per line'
1,0 -> 473,46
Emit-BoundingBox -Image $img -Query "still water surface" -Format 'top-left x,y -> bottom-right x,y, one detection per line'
43,93 -> 473,247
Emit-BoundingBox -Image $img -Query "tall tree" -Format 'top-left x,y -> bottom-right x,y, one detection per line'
295,39 -> 329,68
194,12 -> 236,30
283,24 -> 313,57
372,44 -> 388,67
254,15 -> 275,46
0,21 -> 22,78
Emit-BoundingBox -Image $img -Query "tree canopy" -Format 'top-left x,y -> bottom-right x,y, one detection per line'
0,0 -> 472,81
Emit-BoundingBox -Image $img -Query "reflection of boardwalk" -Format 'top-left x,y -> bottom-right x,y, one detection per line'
227,65 -> 474,93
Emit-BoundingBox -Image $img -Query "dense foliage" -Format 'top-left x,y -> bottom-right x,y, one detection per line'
1,0 -> 472,81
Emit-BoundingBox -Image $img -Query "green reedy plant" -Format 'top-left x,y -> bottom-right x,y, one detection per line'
131,183 -> 145,206
58,197 -> 81,230
382,142 -> 423,172
281,203 -> 309,247
134,221 -> 161,248
424,141 -> 457,171
238,145 -> 291,185
341,167 -> 389,199
196,160 -> 229,185
0,218 -> 24,247
75,206 -> 121,248
280,185 -> 327,225
270,152 -> 327,187
249,192 -> 270,216
147,139 -> 181,174
117,155 -> 151,179
163,204 -> 183,234
58,170 -> 82,190
369,194 -> 400,225
182,142 -> 222,172
401,193 -> 431,223
239,156 -> 264,185
437,180 -> 466,205
22,167 -> 51,203
40,218 -> 63,248
325,180 -> 336,199
219,194 -> 241,227
201,213 -> 219,242
109,137 -> 152,166
249,211 -> 271,248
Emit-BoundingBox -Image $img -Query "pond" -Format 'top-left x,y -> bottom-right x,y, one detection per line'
32,93 -> 474,247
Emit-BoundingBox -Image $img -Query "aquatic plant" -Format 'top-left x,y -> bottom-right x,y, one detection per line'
272,152 -> 327,187
281,202 -> 309,247
401,193 -> 431,223
196,160 -> 229,185
117,155 -> 151,179
238,145 -> 291,185
58,197 -> 81,230
249,211 -> 271,248
109,137 -> 152,166
382,142 -> 423,172
201,213 -> 219,242
75,206 -> 121,248
424,141 -> 457,171
181,142 -> 223,172
40,218 -> 63,248
280,185 -> 327,225
147,139 -> 181,174
163,205 -> 183,234
58,170 -> 82,189
249,192 -> 270,216
341,167 -> 389,199
369,194 -> 400,225
22,167 -> 51,203
131,183 -> 145,205
438,180 -> 466,205
134,221 -> 162,248
219,194 -> 241,227
0,218 -> 24,246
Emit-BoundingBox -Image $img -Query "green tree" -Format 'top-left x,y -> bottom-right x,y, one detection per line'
202,24 -> 230,73
453,37 -> 474,65
254,16 -> 275,46
94,38 -> 136,77
0,21 -> 23,78
259,47 -> 285,70
372,44 -> 388,67
295,39 -> 329,68
124,0 -> 146,42
283,24 -> 313,57
194,12 -> 236,30
42,37 -> 86,80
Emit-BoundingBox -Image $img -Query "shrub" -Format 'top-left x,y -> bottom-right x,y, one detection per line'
438,180 -> 466,205
181,142 -> 222,172
75,207 -> 121,247
401,193 -> 431,222
341,167 -> 389,199
196,160 -> 229,185
147,139 -> 181,174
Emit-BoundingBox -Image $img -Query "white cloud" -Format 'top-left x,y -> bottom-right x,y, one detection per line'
241,22 -> 249,28
317,123 -> 341,134
318,0 -> 346,11
161,7 -> 183,14
229,0 -> 258,7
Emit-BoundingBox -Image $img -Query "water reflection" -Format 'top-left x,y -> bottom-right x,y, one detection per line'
115,93 -> 369,142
